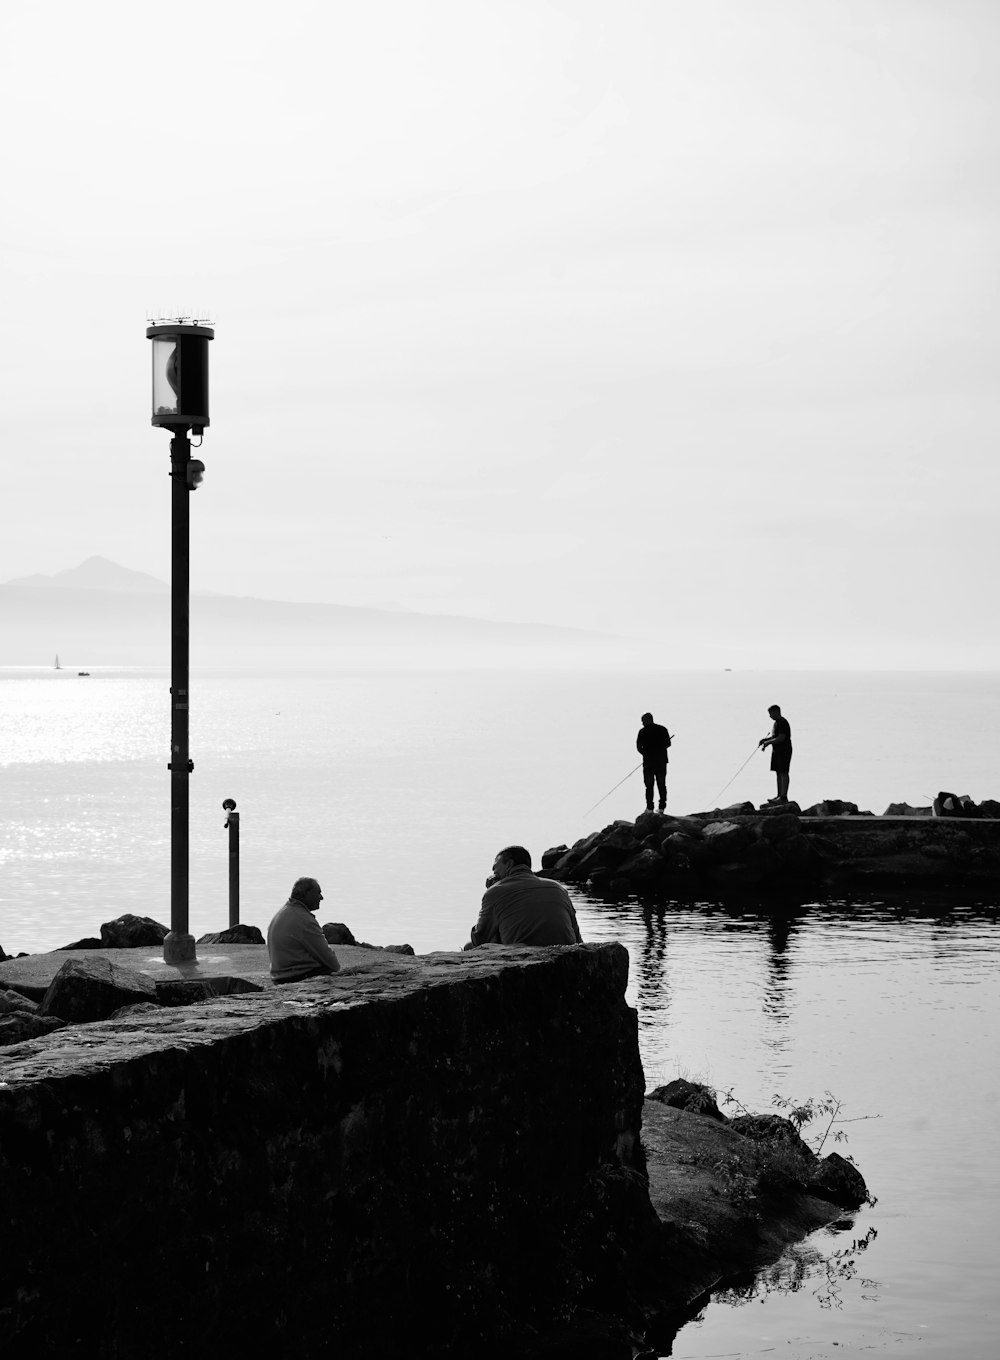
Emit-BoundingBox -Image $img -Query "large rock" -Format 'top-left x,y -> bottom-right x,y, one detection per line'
39,955 -> 157,1022
155,977 -> 265,1006
323,922 -> 358,945
757,800 -> 803,816
801,799 -> 859,817
540,844 -> 569,870
617,848 -> 667,884
196,925 -> 265,945
728,1112 -> 813,1159
696,802 -> 755,818
773,834 -> 825,878
883,802 -> 932,818
806,1150 -> 870,1208
99,914 -> 169,948
0,1013 -> 66,1048
706,847 -> 778,888
757,813 -> 800,843
648,1079 -> 724,1122
701,820 -> 753,860
0,988 -> 38,1016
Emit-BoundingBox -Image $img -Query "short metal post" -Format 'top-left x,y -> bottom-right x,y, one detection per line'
223,799 -> 240,927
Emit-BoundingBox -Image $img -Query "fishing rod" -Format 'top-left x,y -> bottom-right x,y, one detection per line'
581,731 -> 679,819
581,763 -> 643,818
703,743 -> 762,810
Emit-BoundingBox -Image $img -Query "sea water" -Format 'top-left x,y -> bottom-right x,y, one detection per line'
2,665 -> 999,1357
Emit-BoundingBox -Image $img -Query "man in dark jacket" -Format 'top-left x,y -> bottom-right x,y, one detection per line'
636,711 -> 671,812
467,846 -> 582,947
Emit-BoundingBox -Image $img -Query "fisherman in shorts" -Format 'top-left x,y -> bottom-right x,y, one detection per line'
759,704 -> 792,805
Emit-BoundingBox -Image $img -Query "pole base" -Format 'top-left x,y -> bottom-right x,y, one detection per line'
163,931 -> 197,964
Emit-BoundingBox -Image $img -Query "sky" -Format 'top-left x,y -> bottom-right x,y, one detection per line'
2,0 -> 998,668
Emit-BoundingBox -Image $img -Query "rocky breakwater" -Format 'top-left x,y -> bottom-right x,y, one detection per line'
543,801 -> 1000,897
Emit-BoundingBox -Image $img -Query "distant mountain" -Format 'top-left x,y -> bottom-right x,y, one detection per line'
0,558 -> 625,669
6,556 -> 169,594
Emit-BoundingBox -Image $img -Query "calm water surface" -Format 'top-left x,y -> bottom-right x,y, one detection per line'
582,891 -> 1000,1359
2,668 -> 998,1356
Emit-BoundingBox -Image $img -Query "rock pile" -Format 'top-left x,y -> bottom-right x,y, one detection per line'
544,798 -> 1000,896
543,808 -> 828,895
648,1080 -> 868,1209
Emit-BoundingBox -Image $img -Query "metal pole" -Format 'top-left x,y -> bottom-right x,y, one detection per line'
164,429 -> 196,964
225,802 -> 240,927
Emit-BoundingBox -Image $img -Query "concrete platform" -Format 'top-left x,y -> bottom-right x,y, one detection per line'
0,943 -> 422,1003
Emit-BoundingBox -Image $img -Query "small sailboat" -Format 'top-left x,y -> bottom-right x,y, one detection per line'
54,654 -> 62,670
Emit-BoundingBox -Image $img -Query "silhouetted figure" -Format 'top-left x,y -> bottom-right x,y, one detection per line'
267,876 -> 342,983
636,711 -> 671,812
466,846 -> 582,947
759,704 -> 793,805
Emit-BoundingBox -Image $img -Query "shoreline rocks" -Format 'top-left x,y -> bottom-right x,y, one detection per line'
544,799 -> 1000,898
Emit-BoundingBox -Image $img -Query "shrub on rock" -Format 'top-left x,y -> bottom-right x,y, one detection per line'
728,1113 -> 813,1158
647,1079 -> 724,1121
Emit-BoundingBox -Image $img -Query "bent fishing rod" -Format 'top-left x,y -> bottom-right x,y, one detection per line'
704,742 -> 762,810
581,764 -> 642,818
581,733 -> 678,819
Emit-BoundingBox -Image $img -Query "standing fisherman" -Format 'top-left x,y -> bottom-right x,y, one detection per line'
636,712 -> 672,813
759,704 -> 793,805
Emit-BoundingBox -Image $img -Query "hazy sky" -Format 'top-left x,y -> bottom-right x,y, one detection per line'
2,0 -> 998,667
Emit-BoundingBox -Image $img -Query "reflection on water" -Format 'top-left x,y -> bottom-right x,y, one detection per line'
574,887 -> 1000,1359
710,1223 -> 879,1313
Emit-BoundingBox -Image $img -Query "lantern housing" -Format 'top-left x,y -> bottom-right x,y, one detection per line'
146,320 -> 214,433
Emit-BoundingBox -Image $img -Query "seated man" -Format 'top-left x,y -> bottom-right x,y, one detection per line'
467,846 -> 582,948
267,876 -> 342,984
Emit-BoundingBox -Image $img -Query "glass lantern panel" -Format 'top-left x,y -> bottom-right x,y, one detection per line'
151,337 -> 180,417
